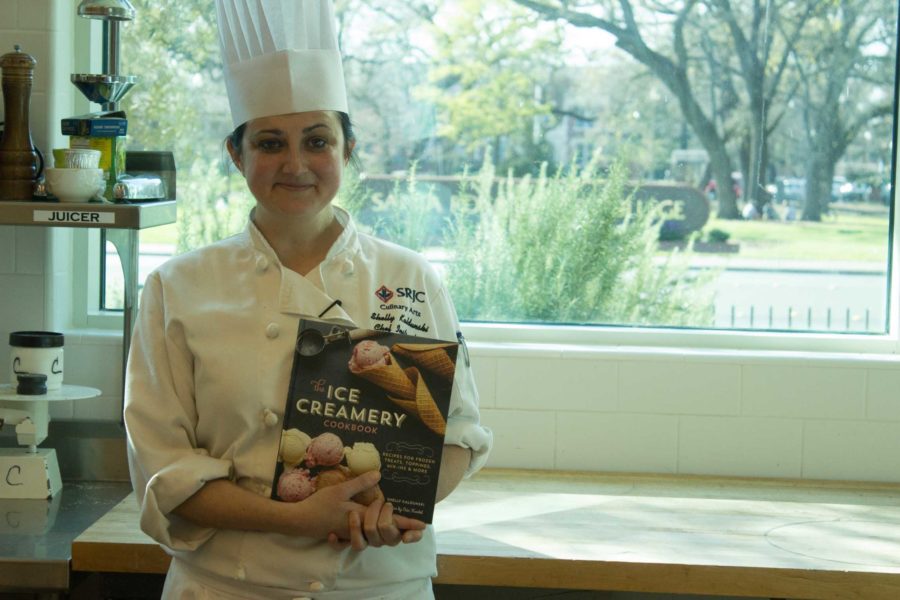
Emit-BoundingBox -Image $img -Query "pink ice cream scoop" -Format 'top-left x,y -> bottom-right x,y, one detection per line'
305,432 -> 345,468
348,340 -> 390,373
277,468 -> 315,502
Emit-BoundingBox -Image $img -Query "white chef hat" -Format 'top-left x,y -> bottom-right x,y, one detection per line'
215,0 -> 349,129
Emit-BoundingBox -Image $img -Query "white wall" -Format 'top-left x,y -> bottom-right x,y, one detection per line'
473,345 -> 900,482
2,0 -> 900,485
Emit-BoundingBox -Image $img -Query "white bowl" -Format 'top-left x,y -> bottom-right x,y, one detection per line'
44,167 -> 105,203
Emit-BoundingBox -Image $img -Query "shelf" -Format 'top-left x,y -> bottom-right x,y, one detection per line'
0,198 -> 177,420
0,199 -> 176,229
0,383 -> 101,402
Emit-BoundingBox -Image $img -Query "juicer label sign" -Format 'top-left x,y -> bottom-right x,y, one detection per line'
33,210 -> 115,224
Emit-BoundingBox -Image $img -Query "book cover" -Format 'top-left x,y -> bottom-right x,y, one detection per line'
271,319 -> 458,523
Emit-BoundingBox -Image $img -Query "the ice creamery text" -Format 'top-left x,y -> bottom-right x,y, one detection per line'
296,384 -> 407,429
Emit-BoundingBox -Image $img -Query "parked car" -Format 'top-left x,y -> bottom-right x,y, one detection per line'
777,177 -> 805,204
831,176 -> 868,202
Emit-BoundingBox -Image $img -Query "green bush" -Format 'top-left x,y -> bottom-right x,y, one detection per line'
706,228 -> 731,243
176,158 -> 254,254
441,157 -> 717,326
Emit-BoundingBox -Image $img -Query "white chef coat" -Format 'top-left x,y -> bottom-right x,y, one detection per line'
124,207 -> 492,598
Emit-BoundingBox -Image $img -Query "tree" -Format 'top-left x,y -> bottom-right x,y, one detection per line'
415,0 -> 563,175
122,0 -> 248,250
336,1 -> 443,172
700,1 -> 818,215
785,1 -> 896,220
509,0 -> 895,223
513,0 -> 744,217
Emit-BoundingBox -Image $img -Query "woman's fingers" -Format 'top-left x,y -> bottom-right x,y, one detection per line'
378,502 -> 404,545
341,470 -> 381,499
348,509 -> 367,551
327,531 -> 351,551
402,528 -> 424,544
363,496 -> 387,547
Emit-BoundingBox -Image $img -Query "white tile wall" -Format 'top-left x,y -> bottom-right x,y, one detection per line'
742,364 -> 867,419
16,0 -> 52,31
472,346 -> 900,482
2,0 -> 900,489
495,355 -> 617,411
0,226 -> 15,272
867,368 -> 900,421
556,412 -> 679,473
803,420 -> 900,482
3,0 -> 20,27
620,360 -> 741,415
678,416 -> 802,478
479,408 -> 556,470
14,226 -> 45,274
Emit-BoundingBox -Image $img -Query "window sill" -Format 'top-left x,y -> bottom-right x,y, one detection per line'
462,322 -> 900,365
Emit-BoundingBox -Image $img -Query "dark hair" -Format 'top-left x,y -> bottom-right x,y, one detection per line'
226,111 -> 358,168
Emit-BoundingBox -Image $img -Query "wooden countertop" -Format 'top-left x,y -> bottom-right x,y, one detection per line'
72,469 -> 900,599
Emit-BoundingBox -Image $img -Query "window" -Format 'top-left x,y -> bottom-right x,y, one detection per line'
105,0 -> 898,350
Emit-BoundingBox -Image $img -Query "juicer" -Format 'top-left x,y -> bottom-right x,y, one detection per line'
67,0 -> 172,202
0,383 -> 99,499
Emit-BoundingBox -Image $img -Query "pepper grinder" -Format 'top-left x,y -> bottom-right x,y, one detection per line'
0,45 -> 43,201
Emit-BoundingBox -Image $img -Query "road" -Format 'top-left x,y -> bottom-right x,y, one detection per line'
712,267 -> 886,333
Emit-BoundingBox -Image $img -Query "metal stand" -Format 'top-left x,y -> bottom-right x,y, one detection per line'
104,227 -> 139,407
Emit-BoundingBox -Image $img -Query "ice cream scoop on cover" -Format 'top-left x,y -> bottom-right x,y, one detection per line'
344,442 -> 381,475
348,340 -> 390,372
277,468 -> 315,502
279,428 -> 312,467
305,432 -> 345,467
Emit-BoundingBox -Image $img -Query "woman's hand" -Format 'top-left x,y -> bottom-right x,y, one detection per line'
359,496 -> 427,548
326,481 -> 427,550
287,471 -> 378,540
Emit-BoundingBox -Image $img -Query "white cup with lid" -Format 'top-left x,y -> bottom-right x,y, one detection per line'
9,331 -> 64,391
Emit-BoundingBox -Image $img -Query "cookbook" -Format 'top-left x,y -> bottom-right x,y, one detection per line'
271,318 -> 458,523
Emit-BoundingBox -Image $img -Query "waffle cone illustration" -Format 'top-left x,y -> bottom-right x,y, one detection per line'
392,343 -> 457,381
351,356 -> 416,399
387,367 -> 446,436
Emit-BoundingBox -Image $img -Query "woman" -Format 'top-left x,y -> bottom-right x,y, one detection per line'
124,1 -> 491,598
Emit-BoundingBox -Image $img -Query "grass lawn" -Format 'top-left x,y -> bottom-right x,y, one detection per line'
139,222 -> 178,246
703,210 -> 890,263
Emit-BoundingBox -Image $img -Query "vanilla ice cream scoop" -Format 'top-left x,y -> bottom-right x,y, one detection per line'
344,442 -> 381,475
280,428 -> 312,467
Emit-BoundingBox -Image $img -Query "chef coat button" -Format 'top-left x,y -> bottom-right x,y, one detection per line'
309,581 -> 324,591
341,258 -> 354,275
263,409 -> 279,427
265,323 -> 280,338
256,255 -> 269,273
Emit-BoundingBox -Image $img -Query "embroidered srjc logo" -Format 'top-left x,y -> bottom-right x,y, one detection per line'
375,285 -> 394,302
